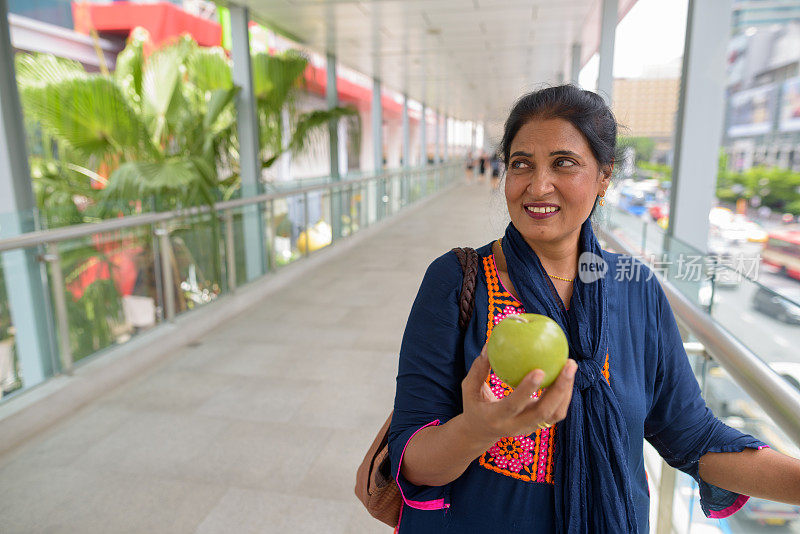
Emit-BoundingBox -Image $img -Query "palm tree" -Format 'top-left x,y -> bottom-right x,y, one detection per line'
15,27 -> 356,363
251,49 -> 356,173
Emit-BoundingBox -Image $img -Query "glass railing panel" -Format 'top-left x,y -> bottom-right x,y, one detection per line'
398,172 -> 409,210
410,170 -> 419,204
381,176 -> 393,219
298,189 -> 333,255
53,225 -> 160,362
656,234 -> 711,311
642,218 -> 667,258
366,180 -> 378,226
0,261 -> 21,399
709,267 -> 800,370
698,355 -> 800,530
608,206 -> 646,255
0,164 -> 458,405
340,182 -> 359,237
272,193 -> 302,267
425,169 -> 435,195
167,211 -> 224,315
356,182 -> 369,231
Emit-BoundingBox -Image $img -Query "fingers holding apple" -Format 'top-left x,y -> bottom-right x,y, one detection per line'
459,316 -> 578,443
515,359 -> 577,434
462,343 -> 491,402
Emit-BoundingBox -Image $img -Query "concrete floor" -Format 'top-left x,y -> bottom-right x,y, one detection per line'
0,178 -> 501,534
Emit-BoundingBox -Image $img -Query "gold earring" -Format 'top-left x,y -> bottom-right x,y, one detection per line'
599,192 -> 605,207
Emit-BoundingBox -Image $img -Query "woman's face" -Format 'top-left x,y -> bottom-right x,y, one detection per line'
505,117 -> 611,248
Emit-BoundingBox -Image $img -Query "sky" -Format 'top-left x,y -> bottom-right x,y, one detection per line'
579,0 -> 689,88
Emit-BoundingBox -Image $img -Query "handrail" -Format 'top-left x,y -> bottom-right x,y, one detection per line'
596,225 -> 800,447
0,164 -> 454,253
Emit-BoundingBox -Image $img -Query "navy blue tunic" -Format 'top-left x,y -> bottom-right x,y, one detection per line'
388,241 -> 766,533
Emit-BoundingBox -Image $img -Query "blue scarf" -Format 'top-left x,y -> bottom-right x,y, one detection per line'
501,220 -> 638,533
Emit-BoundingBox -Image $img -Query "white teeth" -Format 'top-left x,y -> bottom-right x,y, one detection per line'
526,206 -> 559,214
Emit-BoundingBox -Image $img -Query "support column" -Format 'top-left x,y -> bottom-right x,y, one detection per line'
230,4 -> 265,281
276,107 -> 291,181
669,0 -> 734,254
372,78 -> 383,172
402,95 -> 410,168
0,0 -> 58,387
421,104 -> 427,166
402,94 -> 410,204
372,77 -> 384,218
470,121 -> 476,152
327,51 -> 342,238
443,115 -> 449,161
327,52 -> 339,180
435,112 -> 441,164
570,42 -> 582,85
597,0 -> 618,106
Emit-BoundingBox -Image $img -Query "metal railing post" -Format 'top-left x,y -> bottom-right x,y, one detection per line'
347,184 -> 354,236
330,187 -> 337,242
384,177 -> 391,217
224,209 -> 236,292
302,191 -> 310,257
361,183 -> 368,229
267,199 -> 276,271
43,243 -> 73,375
156,223 -> 175,322
641,220 -> 648,255
655,461 -> 676,534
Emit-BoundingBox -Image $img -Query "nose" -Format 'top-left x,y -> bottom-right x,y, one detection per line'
525,168 -> 556,197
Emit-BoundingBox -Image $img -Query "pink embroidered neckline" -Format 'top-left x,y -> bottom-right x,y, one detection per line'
490,253 -> 569,311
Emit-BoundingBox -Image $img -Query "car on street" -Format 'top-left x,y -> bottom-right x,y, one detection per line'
751,285 -> 800,325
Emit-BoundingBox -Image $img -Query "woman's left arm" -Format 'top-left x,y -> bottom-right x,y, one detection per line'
699,447 -> 800,505
643,272 -> 794,518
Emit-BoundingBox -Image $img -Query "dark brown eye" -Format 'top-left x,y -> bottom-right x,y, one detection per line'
511,160 -> 529,169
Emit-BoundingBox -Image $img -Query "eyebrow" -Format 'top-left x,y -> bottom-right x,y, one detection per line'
550,150 -> 581,158
509,150 -> 581,159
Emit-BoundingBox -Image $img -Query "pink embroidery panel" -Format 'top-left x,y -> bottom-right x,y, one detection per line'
480,255 -> 555,485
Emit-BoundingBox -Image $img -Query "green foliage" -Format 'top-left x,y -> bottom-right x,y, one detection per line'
716,165 -> 800,214
66,278 -> 124,360
250,49 -> 358,172
15,53 -> 86,86
617,136 -> 655,163
188,47 -> 233,92
638,154 -> 800,215
103,157 -> 217,211
291,107 -> 356,155
786,199 -> 800,214
114,27 -> 147,106
14,28 -> 360,366
18,30 -> 359,215
637,161 -> 672,183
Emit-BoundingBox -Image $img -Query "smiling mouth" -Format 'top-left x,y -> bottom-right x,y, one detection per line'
525,206 -> 560,214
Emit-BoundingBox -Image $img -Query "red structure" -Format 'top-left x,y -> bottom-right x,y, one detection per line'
72,2 -> 410,119
72,1 -> 222,47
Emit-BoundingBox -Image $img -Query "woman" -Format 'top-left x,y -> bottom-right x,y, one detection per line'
387,85 -> 800,533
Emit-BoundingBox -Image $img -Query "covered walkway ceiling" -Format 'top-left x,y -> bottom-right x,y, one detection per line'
238,0 -> 637,122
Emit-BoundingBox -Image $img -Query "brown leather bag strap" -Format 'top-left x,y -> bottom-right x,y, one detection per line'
452,247 -> 480,331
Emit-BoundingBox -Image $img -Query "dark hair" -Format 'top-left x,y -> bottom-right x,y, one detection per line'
499,84 -> 621,217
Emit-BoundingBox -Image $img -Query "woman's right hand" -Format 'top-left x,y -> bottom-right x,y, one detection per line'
460,343 -> 577,445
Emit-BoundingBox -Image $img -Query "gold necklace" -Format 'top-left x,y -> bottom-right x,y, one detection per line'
498,238 -> 575,282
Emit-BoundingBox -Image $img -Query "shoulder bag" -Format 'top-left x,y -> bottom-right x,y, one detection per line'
354,247 -> 480,527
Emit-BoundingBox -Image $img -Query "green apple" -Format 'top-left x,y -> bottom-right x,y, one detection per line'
487,314 -> 569,388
